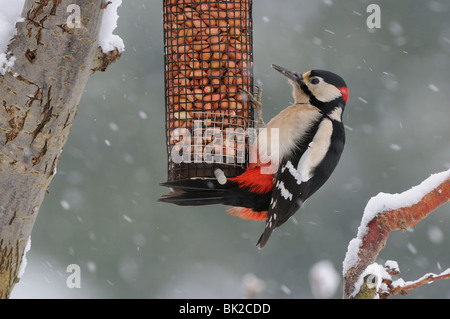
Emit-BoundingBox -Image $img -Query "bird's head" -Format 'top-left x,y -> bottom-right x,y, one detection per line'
272,64 -> 348,118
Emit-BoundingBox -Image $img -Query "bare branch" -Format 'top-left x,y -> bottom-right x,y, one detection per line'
343,169 -> 450,299
380,268 -> 450,298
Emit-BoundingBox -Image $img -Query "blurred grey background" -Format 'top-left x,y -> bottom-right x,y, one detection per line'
11,0 -> 450,298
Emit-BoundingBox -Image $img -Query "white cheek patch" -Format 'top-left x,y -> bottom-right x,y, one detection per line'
309,82 -> 342,103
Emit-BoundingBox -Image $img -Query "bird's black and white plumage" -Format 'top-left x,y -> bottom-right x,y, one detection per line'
256,66 -> 348,248
160,64 -> 349,249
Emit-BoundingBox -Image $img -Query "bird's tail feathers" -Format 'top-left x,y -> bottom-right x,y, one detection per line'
256,226 -> 275,249
158,190 -> 225,206
159,178 -> 233,206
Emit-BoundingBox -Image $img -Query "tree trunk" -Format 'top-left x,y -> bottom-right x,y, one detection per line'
0,0 -> 119,298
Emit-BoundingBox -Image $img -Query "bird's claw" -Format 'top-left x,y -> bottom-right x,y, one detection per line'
242,86 -> 265,128
242,86 -> 263,111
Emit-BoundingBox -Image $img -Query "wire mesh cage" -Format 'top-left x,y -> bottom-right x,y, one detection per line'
163,0 -> 254,182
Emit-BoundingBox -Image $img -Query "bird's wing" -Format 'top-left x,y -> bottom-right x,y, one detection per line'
271,118 -> 334,222
257,118 -> 344,248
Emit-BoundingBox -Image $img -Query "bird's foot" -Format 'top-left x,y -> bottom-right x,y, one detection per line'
242,86 -> 265,128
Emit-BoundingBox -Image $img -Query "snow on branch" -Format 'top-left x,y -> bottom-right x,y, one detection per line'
380,265 -> 450,298
1,1 -> 124,75
0,0 -> 25,75
99,0 -> 125,53
93,0 -> 124,72
343,169 -> 450,299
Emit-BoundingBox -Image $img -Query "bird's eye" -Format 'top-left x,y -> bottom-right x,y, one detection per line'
310,77 -> 320,85
365,274 -> 378,289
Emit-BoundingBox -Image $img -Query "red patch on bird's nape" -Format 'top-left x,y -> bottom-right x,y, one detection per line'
227,207 -> 268,221
338,86 -> 349,104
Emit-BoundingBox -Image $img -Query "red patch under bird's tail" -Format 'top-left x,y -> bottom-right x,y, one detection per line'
226,164 -> 273,222
226,207 -> 268,221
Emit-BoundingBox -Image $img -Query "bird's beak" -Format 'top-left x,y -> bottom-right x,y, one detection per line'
271,64 -> 302,83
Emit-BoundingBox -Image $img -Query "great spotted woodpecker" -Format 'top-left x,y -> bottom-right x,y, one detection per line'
160,64 -> 349,249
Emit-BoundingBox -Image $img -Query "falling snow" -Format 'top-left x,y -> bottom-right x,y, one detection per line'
389,144 -> 402,151
86,261 -> 97,273
280,284 -> 291,295
427,226 -> 444,244
407,242 -> 417,255
357,97 -> 368,104
60,200 -> 71,210
109,122 -> 119,132
138,111 -> 148,120
428,83 -> 440,92
309,260 -> 340,299
123,215 -> 133,223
